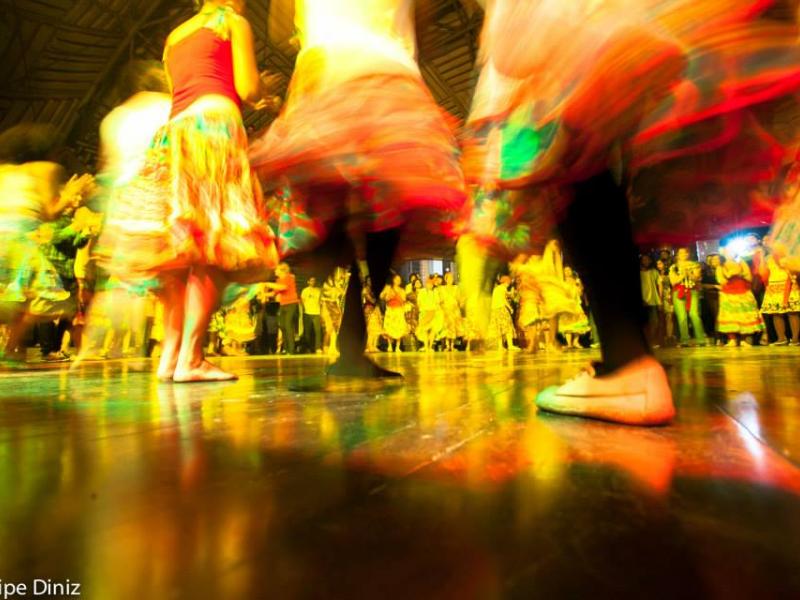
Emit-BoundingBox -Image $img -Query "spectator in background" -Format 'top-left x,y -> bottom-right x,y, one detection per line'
405,273 -> 420,296
37,204 -> 95,360
301,276 -> 322,353
362,275 -> 384,353
381,273 -> 408,352
656,258 -> 675,345
264,263 -> 300,355
756,244 -> 800,346
321,269 -> 347,355
640,254 -> 662,348
701,254 -> 722,346
669,247 -> 707,347
488,275 -> 520,352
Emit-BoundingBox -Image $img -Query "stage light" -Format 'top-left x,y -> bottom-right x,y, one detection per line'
724,235 -> 758,259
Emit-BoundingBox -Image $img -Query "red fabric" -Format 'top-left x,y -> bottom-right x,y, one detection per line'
722,276 -> 750,295
673,284 -> 694,311
276,273 -> 299,306
168,29 -> 241,118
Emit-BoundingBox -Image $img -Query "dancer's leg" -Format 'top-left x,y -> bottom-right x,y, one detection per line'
328,227 -> 403,378
154,271 -> 187,381
536,171 -> 673,425
173,266 -> 235,382
772,314 -> 787,344
789,313 -> 800,343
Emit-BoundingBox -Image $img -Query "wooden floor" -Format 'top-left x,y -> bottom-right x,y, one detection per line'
1,348 -> 799,599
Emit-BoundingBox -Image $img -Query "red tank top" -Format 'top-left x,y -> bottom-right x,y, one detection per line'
167,28 -> 241,118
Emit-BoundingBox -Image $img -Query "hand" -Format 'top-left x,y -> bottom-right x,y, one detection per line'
254,95 -> 282,112
61,174 -> 97,208
260,71 -> 284,92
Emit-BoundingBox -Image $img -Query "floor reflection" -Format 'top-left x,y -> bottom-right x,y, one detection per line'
0,349 -> 798,597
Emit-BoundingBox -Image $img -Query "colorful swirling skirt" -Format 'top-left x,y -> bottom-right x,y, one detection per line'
717,290 -> 764,334
462,0 -> 800,250
249,74 -> 466,259
0,221 -> 71,316
97,108 -> 278,284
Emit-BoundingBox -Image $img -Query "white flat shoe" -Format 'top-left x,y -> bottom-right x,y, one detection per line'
535,355 -> 675,426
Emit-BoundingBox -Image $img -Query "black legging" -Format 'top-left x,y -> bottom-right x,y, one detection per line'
338,228 -> 402,360
558,170 -> 650,373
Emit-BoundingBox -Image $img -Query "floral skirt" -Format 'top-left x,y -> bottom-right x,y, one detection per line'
383,305 -> 408,341
97,108 -> 278,284
558,309 -> 591,335
322,301 -> 343,333
438,299 -> 464,339
249,75 -> 466,259
761,279 -> 800,315
365,304 -> 384,337
488,307 -> 514,340
0,224 -> 71,316
416,309 -> 444,341
718,290 -> 764,334
462,5 -> 800,250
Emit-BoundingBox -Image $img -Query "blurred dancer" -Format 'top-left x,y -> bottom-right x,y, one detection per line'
251,0 -> 465,377
459,0 -> 800,425
0,124 -> 94,366
438,271 -> 464,352
558,266 -> 591,349
97,1 -> 279,382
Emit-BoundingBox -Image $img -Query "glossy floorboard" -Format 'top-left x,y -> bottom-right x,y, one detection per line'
0,348 -> 799,599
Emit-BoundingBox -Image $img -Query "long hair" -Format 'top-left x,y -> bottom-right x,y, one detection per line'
115,60 -> 168,100
0,123 -> 57,165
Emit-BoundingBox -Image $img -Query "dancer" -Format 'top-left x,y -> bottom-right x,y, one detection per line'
362,276 -> 384,353
755,244 -> 800,346
558,266 -> 591,349
380,274 -> 408,352
321,269 -> 347,355
0,124 -> 94,366
415,276 -> 443,353
97,0 -> 280,382
715,248 -> 764,347
250,0 -> 465,378
74,60 -> 172,366
488,275 -> 520,352
511,254 -> 544,353
438,271 -> 464,352
459,0 -> 800,425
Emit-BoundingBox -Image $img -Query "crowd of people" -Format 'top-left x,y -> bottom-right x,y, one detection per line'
3,0 -> 800,426
640,242 -> 800,349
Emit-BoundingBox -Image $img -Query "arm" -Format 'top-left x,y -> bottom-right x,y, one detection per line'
716,266 -> 727,286
264,280 -> 288,292
230,13 -> 277,106
668,266 -> 681,286
741,261 -> 753,283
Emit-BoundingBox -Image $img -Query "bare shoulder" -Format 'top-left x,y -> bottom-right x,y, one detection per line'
165,14 -> 206,47
227,11 -> 253,37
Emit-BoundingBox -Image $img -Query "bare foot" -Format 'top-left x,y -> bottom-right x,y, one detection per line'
173,361 -> 238,383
